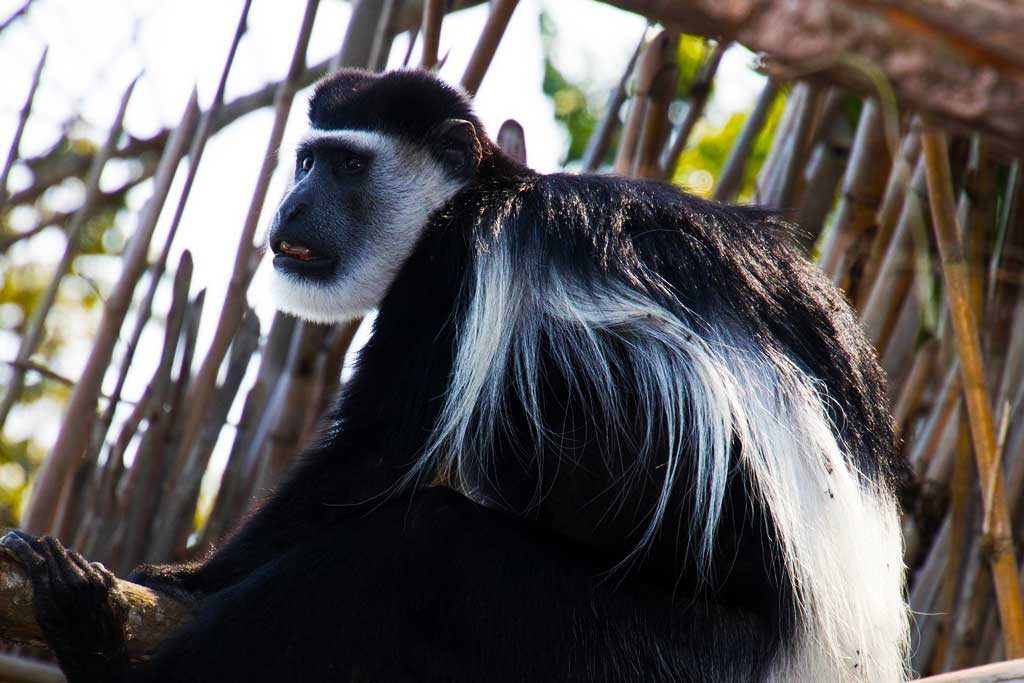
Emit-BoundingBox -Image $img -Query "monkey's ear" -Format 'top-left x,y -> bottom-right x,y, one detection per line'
433,118 -> 482,178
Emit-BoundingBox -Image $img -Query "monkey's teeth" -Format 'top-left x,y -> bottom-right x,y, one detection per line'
279,241 -> 318,261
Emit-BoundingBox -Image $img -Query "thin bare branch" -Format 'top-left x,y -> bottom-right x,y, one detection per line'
0,46 -> 46,212
0,76 -> 139,434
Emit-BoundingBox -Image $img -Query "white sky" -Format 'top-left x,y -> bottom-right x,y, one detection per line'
0,0 -> 765,458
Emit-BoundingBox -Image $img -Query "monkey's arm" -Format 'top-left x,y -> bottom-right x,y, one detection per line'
129,434 -> 404,596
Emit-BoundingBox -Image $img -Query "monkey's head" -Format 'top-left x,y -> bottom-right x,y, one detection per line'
268,69 -> 489,323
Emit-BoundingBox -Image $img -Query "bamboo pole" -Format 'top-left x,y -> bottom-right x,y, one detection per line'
711,78 -> 780,203
580,28 -> 647,173
20,88 -> 199,535
922,123 -> 1024,658
657,40 -> 729,178
157,0 -> 320,553
460,0 -> 518,96
420,0 -> 443,69
633,32 -> 680,179
74,0 -> 252,515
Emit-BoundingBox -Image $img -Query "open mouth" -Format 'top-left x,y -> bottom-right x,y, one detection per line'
271,240 -> 336,277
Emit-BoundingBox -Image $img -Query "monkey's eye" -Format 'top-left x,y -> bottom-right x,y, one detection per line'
336,154 -> 366,175
299,154 -> 315,174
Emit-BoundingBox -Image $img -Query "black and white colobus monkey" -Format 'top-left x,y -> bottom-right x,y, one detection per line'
4,69 -> 908,682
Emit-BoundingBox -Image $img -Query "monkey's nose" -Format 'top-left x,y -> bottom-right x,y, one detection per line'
285,201 -> 307,222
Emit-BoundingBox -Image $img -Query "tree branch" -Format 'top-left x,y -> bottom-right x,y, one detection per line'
0,551 -> 190,660
599,0 -> 1024,154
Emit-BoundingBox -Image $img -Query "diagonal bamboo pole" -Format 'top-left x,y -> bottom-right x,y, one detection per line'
21,90 -> 201,535
460,0 -> 518,96
921,123 -> 1024,658
0,46 -> 46,213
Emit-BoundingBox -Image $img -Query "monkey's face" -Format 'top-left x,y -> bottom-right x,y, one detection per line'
268,120 -> 481,323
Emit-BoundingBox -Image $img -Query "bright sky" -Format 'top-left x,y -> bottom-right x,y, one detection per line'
0,0 -> 765,460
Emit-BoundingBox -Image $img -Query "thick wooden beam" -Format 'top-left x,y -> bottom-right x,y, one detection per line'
599,0 -> 1024,154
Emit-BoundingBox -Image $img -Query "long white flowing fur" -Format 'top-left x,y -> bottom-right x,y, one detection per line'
417,234 -> 909,681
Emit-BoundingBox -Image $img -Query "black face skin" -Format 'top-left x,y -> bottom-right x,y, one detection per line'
269,137 -> 371,281
3,68 -> 903,683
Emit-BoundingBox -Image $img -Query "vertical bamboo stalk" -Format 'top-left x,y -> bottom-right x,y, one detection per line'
658,41 -> 728,178
460,0 -> 518,96
712,79 -> 780,202
614,29 -> 675,177
921,124 -> 1024,658
166,0 -> 320,530
818,99 -> 892,282
420,0 -> 443,69
83,0 -> 252,478
0,47 -> 46,212
580,28 -> 647,173
633,32 -> 680,179
21,87 -> 199,535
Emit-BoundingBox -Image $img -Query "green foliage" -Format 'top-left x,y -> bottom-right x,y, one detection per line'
538,11 -> 600,166
670,91 -> 787,200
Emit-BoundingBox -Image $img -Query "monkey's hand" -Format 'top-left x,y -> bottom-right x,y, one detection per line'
1,531 -> 128,683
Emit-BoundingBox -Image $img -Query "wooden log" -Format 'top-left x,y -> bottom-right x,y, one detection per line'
599,0 -> 1024,154
917,656 -> 1024,682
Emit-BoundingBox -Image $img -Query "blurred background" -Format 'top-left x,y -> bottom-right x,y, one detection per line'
1,0 -> 1024,679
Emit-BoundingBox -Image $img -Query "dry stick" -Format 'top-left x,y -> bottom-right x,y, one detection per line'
922,124 -> 1024,658
75,0 -> 252,510
0,47 -> 46,213
711,79 -> 780,203
793,100 -> 853,251
818,100 -> 891,283
930,410 -> 976,671
420,0 -> 443,69
855,125 -> 922,310
368,0 -> 403,72
613,30 -> 670,176
115,291 -> 206,575
754,83 -> 824,209
891,338 -> 938,442
580,27 -> 647,173
146,311 -> 261,564
859,157 -> 928,356
147,0 -> 321,561
247,321 -> 327,497
632,31 -> 680,179
0,77 -> 139,435
460,0 -> 518,96
197,317 -> 298,551
73,252 -> 195,560
20,92 -> 201,535
657,40 -> 729,179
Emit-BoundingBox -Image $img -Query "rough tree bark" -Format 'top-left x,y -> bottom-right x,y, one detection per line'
600,0 -> 1024,154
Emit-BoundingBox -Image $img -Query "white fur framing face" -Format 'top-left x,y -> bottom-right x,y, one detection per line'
269,129 -> 464,323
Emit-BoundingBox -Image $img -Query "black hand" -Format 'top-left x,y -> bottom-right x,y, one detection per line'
2,530 -> 128,683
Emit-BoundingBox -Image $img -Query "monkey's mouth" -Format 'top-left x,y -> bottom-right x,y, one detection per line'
272,240 -> 336,277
